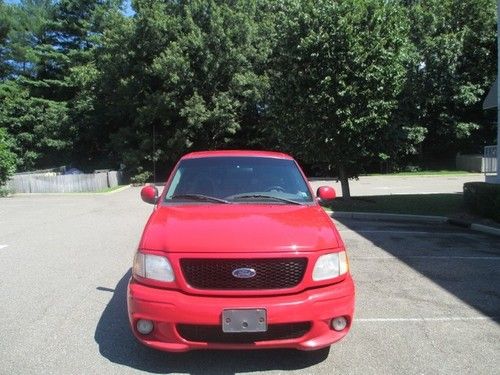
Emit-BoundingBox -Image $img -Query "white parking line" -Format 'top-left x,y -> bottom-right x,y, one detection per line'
391,192 -> 447,195
339,230 -> 469,236
352,256 -> 500,260
357,316 -> 499,322
0,245 -> 8,250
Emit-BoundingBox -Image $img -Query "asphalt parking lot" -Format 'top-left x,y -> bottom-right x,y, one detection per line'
308,173 -> 484,196
0,187 -> 499,374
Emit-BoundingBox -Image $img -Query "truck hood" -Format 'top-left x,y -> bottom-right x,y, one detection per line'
139,204 -> 341,253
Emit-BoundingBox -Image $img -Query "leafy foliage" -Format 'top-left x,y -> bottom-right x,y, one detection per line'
0,127 -> 16,186
268,0 -> 413,196
92,0 -> 272,177
0,81 -> 69,170
0,0 -> 14,80
0,0 -> 496,190
405,0 -> 497,160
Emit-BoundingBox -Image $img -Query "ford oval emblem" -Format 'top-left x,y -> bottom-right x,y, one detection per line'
232,267 -> 257,279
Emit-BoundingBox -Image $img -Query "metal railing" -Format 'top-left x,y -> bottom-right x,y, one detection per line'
484,145 -> 497,177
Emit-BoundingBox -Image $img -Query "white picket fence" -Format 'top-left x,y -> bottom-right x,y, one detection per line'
8,171 -> 123,193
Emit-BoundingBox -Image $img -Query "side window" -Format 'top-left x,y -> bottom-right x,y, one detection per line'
166,168 -> 183,198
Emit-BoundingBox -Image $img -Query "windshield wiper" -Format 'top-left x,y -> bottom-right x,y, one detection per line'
170,194 -> 231,204
229,194 -> 304,205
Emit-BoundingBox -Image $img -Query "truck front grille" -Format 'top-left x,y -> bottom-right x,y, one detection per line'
180,258 -> 307,290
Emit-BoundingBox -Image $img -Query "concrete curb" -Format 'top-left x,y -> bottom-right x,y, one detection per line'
325,210 -> 500,237
470,223 -> 500,236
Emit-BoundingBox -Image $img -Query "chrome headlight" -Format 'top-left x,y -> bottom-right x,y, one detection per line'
312,251 -> 348,281
133,252 -> 175,282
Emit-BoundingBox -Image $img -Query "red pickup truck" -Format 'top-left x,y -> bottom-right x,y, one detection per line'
128,150 -> 355,352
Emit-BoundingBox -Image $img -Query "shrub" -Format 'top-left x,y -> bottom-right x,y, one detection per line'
130,170 -> 152,186
463,182 -> 500,222
0,186 -> 13,197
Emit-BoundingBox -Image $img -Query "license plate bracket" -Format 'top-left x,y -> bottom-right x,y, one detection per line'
222,309 -> 267,333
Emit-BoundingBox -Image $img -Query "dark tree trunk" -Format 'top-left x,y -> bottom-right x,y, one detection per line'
339,165 -> 351,199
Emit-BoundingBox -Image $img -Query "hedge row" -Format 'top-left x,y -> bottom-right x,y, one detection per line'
463,182 -> 500,222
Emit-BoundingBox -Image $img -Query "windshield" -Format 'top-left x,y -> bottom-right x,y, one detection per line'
164,156 -> 313,204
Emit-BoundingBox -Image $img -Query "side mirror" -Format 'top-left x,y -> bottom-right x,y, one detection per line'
316,186 -> 336,203
141,185 -> 158,204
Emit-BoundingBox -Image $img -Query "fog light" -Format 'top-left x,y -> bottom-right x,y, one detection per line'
136,319 -> 154,335
331,317 -> 348,331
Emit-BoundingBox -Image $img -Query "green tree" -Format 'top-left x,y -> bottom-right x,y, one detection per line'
94,0 -> 272,179
0,0 -> 121,171
268,0 -> 413,197
0,0 -> 72,170
0,81 -> 69,170
406,0 -> 496,163
0,0 -> 14,79
58,0 -> 123,168
0,127 -> 16,186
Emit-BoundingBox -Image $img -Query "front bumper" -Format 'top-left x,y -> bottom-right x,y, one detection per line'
127,275 -> 355,352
